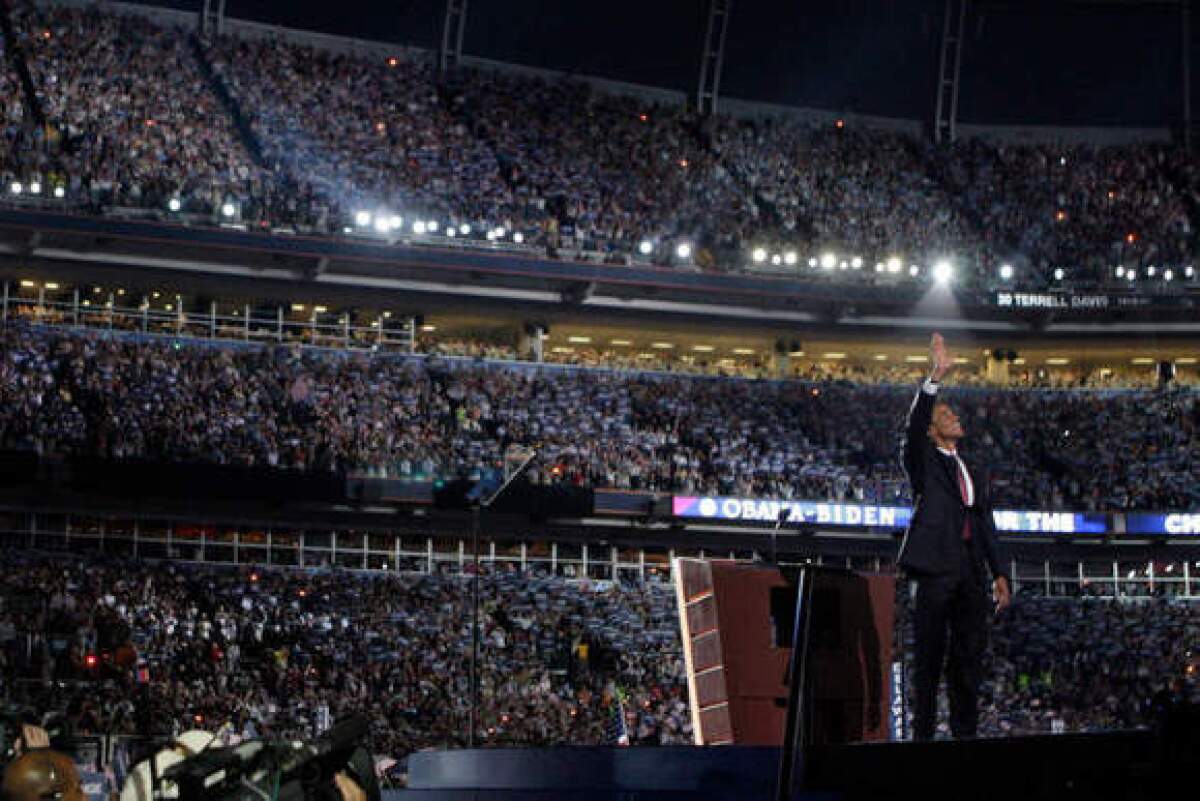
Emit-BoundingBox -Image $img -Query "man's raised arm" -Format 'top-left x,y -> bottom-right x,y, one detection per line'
902,333 -> 951,495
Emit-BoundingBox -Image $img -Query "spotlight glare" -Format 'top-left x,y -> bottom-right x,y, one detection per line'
446,227 -> 456,238
459,223 -> 471,235
820,252 -> 837,270
390,215 -> 403,229
1053,267 -> 1065,281
751,247 -> 767,263
874,262 -> 884,272
53,186 -> 65,198
932,260 -> 953,283
909,264 -> 920,277
1147,265 -> 1156,277
29,182 -> 41,195
168,197 -> 181,212
1164,268 -> 1174,282
513,232 -> 524,244
999,263 -> 1013,280
850,256 -> 863,270
427,220 -> 439,232
221,202 -> 236,218
675,242 -> 692,259
374,216 -> 390,233
1115,266 -> 1125,278
413,220 -> 427,234
354,210 -> 371,227
886,256 -> 902,273
783,251 -> 797,266
10,182 -> 22,195
638,239 -> 654,255
807,257 -> 818,268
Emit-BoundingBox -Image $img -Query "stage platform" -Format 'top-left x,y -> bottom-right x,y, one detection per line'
386,728 -> 1191,801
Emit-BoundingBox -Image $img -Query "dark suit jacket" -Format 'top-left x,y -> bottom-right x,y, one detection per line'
898,382 -> 1006,581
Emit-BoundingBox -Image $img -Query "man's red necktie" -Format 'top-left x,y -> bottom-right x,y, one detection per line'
955,459 -> 972,541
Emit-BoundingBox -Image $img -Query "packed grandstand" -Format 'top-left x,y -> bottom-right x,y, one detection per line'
0,1 -> 1198,796
0,1 -> 1197,289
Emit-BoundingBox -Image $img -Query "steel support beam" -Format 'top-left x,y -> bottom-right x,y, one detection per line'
697,0 -> 732,115
439,0 -> 469,74
934,0 -> 968,143
1184,0 -> 1193,150
199,0 -> 227,41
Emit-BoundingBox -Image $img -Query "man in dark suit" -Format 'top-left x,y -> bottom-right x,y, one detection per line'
900,332 -> 1011,740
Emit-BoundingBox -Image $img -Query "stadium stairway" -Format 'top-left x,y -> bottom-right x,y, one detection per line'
190,34 -> 267,168
0,0 -> 46,127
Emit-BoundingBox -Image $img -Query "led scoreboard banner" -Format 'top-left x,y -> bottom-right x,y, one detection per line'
672,496 -> 1112,535
1124,513 -> 1200,536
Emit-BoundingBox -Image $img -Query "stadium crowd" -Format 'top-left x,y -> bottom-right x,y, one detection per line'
3,549 -> 1196,759
1,552 -> 689,755
0,2 -> 1197,285
0,323 -> 1197,512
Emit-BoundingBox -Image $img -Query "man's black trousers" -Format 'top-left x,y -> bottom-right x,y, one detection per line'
908,542 -> 990,740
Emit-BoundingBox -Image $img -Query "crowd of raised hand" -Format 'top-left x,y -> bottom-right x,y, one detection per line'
1,323 -> 1197,512
0,3 -> 1197,285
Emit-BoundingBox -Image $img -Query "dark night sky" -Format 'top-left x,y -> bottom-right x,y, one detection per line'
132,0 -> 1190,126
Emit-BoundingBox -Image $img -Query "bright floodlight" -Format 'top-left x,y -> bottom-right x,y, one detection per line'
9,182 -> 21,195
413,220 -> 427,234
638,240 -> 653,255
1186,265 -> 1195,278
771,254 -> 782,266
373,216 -> 390,233
932,260 -> 953,283
999,263 -> 1013,280
820,252 -> 837,270
459,223 -> 471,235
751,247 -> 767,263
390,215 -> 403,229
495,227 -> 507,239
221,202 -> 236,218
446,227 -> 456,238
886,256 -> 902,273
168,198 -> 181,212
1164,269 -> 1174,282
1053,267 -> 1065,281
29,182 -> 41,195
1147,265 -> 1156,277
850,256 -> 863,270
909,264 -> 920,277
53,186 -> 65,198
1127,271 -> 1136,282
513,232 -> 524,244
807,257 -> 818,268
1115,266 -> 1125,278
783,251 -> 797,266
675,242 -> 692,260
427,220 -> 440,232
354,210 -> 371,227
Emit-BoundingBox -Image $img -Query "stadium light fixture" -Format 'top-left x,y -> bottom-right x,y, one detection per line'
638,240 -> 654,255
513,232 -> 525,244
168,198 -> 181,212
850,256 -> 863,270
427,221 -> 440,233
1186,265 -> 1195,278
807,257 -> 818,268
1053,268 -> 1065,281
374,216 -> 391,234
692,345 -> 715,352
29,182 -> 41,195
675,242 -> 692,260
1127,271 -> 1136,282
221,202 -> 236,218
446,227 -> 456,238
822,352 -> 847,359
1115,266 -> 1125,278
820,252 -> 836,270
413,221 -> 427,234
610,339 -> 632,346
909,264 -> 920,277
886,256 -> 902,273
932,260 -> 953,284
751,247 -> 767,263
10,182 -> 21,195
495,227 -> 507,239
771,254 -> 782,266
53,186 -> 65,198
354,211 -> 371,227
784,251 -> 797,266
732,347 -> 756,355
999,263 -> 1013,280
839,260 -> 848,270
651,342 -> 675,349
873,354 -> 888,361
459,223 -> 470,235
875,262 -> 884,273
1164,269 -> 1174,282
390,215 -> 403,229
1147,265 -> 1156,277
